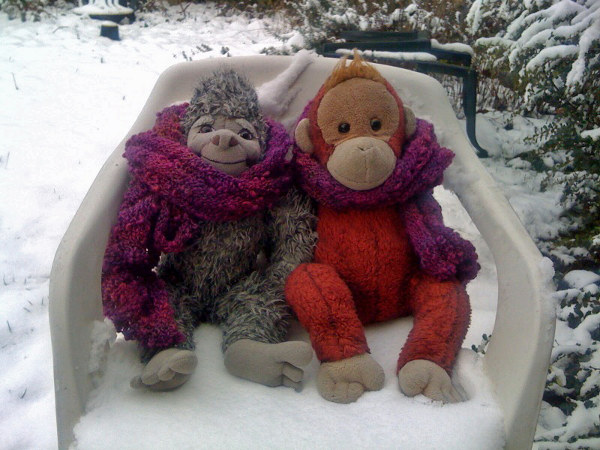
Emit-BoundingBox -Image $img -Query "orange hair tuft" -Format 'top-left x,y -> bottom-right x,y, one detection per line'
323,49 -> 386,91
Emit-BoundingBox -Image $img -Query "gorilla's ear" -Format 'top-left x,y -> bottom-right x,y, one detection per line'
404,106 -> 416,138
294,118 -> 314,154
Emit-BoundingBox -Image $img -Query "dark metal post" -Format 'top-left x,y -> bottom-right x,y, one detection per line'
463,69 -> 488,157
100,23 -> 120,41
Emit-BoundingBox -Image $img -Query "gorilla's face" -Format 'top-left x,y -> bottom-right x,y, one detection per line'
187,115 -> 262,176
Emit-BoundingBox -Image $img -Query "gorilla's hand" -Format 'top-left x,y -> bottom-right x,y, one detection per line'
131,348 -> 198,391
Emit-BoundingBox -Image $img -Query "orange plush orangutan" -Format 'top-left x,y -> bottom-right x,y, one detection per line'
285,53 -> 480,404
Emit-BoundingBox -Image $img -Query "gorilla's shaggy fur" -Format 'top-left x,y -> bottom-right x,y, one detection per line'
103,70 -> 317,367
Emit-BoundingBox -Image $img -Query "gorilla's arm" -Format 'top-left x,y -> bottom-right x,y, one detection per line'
102,184 -> 195,350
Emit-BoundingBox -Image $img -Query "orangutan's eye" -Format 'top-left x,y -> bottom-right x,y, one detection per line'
370,118 -> 382,131
238,128 -> 254,140
199,124 -> 213,133
338,122 -> 350,133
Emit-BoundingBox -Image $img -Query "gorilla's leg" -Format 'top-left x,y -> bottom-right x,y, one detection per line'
215,290 -> 312,390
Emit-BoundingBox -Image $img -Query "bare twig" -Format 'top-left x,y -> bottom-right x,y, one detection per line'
19,388 -> 27,399
7,321 -> 12,333
179,2 -> 191,20
11,73 -> 19,90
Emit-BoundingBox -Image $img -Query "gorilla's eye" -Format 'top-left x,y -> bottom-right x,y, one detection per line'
370,118 -> 382,131
199,124 -> 213,133
238,128 -> 254,140
338,122 -> 350,133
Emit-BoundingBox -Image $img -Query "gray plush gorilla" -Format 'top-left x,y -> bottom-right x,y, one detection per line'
101,69 -> 316,391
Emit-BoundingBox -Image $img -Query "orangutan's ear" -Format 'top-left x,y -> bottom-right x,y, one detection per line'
294,118 -> 314,154
404,106 -> 416,138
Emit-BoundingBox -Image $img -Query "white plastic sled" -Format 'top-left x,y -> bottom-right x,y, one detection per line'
49,56 -> 556,450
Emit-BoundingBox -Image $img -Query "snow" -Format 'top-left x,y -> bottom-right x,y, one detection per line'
552,312 -> 599,360
0,3 -> 587,449
581,127 -> 600,140
466,0 -> 483,35
287,31 -> 304,47
525,44 -> 579,71
563,270 -> 600,290
256,49 -> 315,126
431,38 -> 474,56
336,48 -> 438,62
566,1 -> 600,86
73,323 -> 504,450
537,399 -> 600,444
73,1 -> 134,17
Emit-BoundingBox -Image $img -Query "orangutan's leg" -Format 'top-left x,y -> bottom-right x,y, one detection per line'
397,273 -> 470,402
285,263 -> 384,403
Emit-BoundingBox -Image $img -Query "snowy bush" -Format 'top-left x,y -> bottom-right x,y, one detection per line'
466,0 -> 527,39
284,0 -> 475,48
473,0 -> 600,269
282,0 -> 401,48
535,286 -> 600,447
468,3 -> 600,446
220,0 -> 287,11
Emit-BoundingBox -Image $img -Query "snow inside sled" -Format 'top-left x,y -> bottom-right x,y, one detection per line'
49,56 -> 556,450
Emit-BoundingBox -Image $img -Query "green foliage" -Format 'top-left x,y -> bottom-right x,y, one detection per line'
471,333 -> 491,355
528,58 -> 600,269
466,0 -> 528,39
537,288 -> 600,444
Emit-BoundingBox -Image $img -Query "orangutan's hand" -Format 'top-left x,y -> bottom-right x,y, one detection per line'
398,359 -> 464,403
317,353 -> 385,403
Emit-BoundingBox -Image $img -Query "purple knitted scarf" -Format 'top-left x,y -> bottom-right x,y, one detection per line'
126,103 -> 293,224
101,104 -> 293,349
294,119 -> 479,283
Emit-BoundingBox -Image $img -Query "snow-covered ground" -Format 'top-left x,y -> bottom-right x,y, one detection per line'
0,4 -> 589,449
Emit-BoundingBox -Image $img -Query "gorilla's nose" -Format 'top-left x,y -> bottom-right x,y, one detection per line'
211,133 -> 239,148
